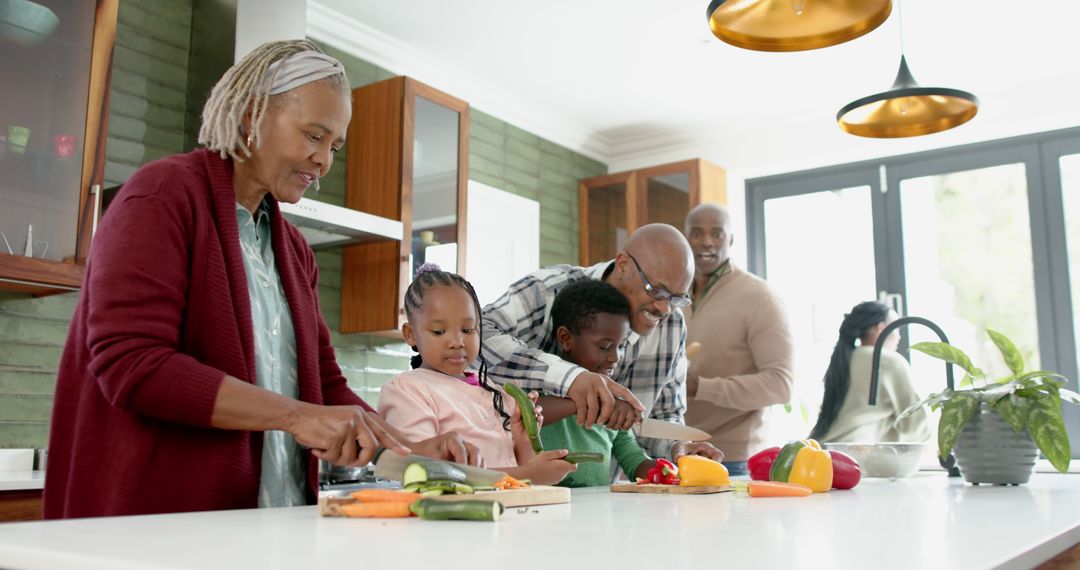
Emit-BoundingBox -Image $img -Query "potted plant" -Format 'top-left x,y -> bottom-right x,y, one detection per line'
899,328 -> 1080,484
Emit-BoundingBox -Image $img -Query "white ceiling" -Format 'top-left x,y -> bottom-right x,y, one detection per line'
309,0 -> 1080,178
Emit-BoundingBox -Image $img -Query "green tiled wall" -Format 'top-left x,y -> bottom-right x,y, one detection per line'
0,16 -> 605,448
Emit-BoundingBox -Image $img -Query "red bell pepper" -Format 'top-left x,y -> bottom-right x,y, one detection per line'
828,450 -> 862,490
748,446 -> 862,490
748,447 -> 781,481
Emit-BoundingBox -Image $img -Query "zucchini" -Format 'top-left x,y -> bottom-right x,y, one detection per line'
564,452 -> 605,464
402,461 -> 467,487
411,499 -> 504,522
503,382 -> 543,453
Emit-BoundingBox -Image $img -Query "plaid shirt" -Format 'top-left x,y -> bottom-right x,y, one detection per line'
479,261 -> 688,458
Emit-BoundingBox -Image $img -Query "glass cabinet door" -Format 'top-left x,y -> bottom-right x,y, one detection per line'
0,1 -> 97,263
583,175 -> 632,266
641,169 -> 691,229
410,96 -> 461,277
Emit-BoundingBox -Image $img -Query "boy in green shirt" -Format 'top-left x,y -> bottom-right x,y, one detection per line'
538,280 -> 661,487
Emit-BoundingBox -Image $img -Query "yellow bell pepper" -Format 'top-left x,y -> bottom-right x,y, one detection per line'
677,455 -> 731,487
768,439 -> 833,493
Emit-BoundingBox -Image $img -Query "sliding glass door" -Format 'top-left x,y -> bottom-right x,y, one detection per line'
748,127 -> 1080,452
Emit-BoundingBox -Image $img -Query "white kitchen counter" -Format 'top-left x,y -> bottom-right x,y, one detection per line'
0,473 -> 1077,569
0,472 -> 44,492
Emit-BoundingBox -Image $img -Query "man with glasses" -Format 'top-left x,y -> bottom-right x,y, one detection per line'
683,204 -> 793,476
481,224 -> 723,462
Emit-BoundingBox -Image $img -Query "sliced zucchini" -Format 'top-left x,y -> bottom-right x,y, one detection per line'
564,452 -> 605,464
411,499 -> 505,521
402,461 -> 468,487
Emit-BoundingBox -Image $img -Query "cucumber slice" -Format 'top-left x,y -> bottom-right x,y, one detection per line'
420,489 -> 444,497
411,499 -> 504,521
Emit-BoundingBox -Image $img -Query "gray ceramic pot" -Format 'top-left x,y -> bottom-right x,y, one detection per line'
953,402 -> 1038,485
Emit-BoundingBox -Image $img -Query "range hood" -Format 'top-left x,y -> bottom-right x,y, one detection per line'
278,198 -> 402,249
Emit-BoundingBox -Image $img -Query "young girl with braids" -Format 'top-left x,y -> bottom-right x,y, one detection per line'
809,301 -> 931,443
378,264 -> 579,485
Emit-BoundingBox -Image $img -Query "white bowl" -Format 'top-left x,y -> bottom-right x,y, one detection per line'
823,442 -> 927,479
0,0 -> 59,47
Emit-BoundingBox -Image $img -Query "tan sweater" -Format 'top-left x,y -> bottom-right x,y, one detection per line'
684,265 -> 794,461
820,347 -> 932,443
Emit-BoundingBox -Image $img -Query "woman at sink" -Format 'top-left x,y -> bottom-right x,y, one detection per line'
44,40 -> 478,519
808,301 -> 931,443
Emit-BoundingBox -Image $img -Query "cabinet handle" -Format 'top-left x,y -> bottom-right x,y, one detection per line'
90,184 -> 103,237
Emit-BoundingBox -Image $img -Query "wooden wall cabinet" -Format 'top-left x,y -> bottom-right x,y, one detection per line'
341,77 -> 469,335
0,0 -> 118,295
579,158 -> 726,266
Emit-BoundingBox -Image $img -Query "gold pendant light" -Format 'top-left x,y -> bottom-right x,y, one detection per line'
836,55 -> 979,138
706,0 -> 892,52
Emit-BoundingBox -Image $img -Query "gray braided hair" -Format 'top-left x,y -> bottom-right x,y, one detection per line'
198,39 -> 348,161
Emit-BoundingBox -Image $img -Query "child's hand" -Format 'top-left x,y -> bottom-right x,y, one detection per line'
509,389 -> 544,443
521,449 -> 578,486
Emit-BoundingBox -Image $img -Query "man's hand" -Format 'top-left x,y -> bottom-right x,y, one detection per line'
686,367 -> 700,399
285,403 -> 410,467
566,372 -> 645,429
671,441 -> 724,462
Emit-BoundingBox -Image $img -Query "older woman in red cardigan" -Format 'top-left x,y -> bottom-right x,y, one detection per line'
44,40 -> 478,519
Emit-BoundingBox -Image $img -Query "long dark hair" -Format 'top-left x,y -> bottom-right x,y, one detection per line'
809,301 -> 892,440
403,264 -> 511,431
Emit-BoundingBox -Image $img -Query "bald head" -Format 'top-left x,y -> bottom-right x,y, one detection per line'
607,224 -> 694,335
685,203 -> 734,276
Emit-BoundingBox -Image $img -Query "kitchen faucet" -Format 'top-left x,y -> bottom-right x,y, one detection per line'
868,315 -> 960,476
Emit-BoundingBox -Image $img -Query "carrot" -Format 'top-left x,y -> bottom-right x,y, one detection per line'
746,480 -> 813,497
493,474 -> 529,490
349,489 -> 423,504
339,502 -> 414,518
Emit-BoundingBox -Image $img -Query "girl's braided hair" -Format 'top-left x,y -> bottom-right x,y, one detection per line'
405,264 -> 511,431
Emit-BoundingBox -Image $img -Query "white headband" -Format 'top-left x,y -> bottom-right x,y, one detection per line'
266,51 -> 346,95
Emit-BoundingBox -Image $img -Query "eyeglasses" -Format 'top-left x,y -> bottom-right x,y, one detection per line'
626,253 -> 692,308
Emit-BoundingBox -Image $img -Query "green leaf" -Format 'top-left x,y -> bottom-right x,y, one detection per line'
783,403 -> 792,414
937,392 -> 980,459
912,342 -> 980,378
990,395 -> 1029,434
1018,371 -> 1069,385
959,375 -> 974,388
799,401 -> 811,425
993,374 -> 1015,385
1027,392 -> 1071,473
986,329 -> 1025,378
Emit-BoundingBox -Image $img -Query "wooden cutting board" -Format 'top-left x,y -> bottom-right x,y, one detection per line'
610,483 -> 731,494
430,485 -> 570,508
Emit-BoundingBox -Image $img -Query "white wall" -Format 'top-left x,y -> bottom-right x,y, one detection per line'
235,0 -> 307,61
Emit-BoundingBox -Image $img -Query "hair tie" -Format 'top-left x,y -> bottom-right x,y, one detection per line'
414,263 -> 442,279
266,51 -> 345,95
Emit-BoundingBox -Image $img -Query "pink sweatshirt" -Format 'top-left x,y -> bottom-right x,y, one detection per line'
378,368 -> 519,468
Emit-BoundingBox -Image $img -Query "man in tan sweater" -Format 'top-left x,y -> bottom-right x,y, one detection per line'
683,204 -> 794,474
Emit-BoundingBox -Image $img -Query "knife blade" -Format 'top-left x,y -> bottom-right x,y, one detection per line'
371,448 -> 506,486
632,418 -> 711,442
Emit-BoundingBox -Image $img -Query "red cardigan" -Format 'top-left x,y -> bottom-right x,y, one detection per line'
44,149 -> 370,519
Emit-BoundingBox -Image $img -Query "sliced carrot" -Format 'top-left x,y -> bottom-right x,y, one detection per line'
493,474 -> 530,490
339,501 -> 414,518
348,489 -> 423,504
746,481 -> 813,497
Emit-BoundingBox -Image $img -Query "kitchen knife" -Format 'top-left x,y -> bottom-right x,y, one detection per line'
371,448 -> 506,486
632,418 -> 711,442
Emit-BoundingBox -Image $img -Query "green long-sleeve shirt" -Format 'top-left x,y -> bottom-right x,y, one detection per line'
540,418 -> 650,487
